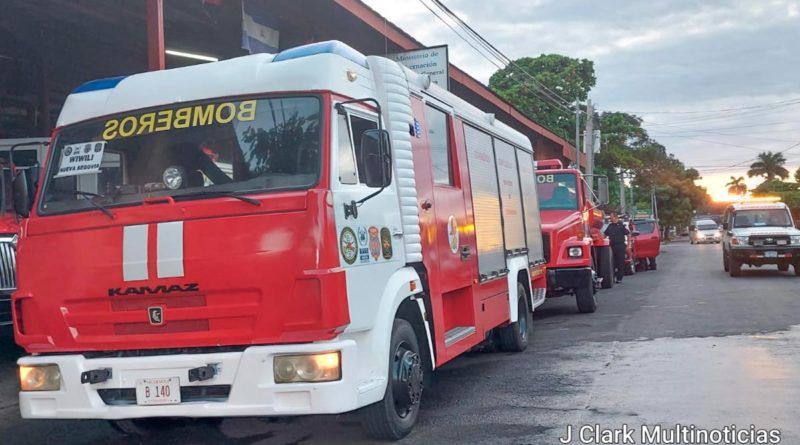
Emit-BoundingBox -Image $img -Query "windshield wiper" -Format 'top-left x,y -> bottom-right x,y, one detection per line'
73,191 -> 115,219
172,190 -> 261,206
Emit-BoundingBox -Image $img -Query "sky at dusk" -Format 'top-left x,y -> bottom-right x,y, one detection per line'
363,0 -> 800,199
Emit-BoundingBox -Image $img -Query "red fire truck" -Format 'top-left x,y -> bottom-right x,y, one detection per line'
0,138 -> 48,329
10,41 -> 549,439
535,160 -> 612,312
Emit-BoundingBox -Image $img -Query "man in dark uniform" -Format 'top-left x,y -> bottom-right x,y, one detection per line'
604,212 -> 629,283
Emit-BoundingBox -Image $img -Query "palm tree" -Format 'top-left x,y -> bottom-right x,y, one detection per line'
725,176 -> 747,196
747,151 -> 789,181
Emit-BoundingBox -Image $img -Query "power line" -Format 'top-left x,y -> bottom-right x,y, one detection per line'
622,98 -> 800,115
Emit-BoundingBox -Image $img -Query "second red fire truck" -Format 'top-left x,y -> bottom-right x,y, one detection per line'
11,41 -> 550,439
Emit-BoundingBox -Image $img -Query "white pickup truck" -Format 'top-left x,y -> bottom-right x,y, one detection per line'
721,202 -> 800,277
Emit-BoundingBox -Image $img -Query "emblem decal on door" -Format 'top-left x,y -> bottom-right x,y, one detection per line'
340,227 -> 358,265
380,228 -> 393,259
369,227 -> 381,260
447,215 -> 459,254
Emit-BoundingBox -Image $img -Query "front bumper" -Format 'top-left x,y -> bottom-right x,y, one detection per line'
547,267 -> 592,291
730,246 -> 800,264
18,339 -> 360,419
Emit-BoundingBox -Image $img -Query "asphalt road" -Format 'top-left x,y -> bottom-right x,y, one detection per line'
1,240 -> 799,444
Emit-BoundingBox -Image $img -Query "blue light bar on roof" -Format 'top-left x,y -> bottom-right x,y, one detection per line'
71,75 -> 127,94
273,41 -> 368,68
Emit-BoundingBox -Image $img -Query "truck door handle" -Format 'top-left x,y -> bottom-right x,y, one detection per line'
420,199 -> 432,211
650,236 -> 658,240
461,246 -> 471,260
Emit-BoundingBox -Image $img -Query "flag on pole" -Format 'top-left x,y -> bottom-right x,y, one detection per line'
241,0 -> 279,54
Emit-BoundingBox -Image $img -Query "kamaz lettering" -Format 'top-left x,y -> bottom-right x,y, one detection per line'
108,283 -> 199,297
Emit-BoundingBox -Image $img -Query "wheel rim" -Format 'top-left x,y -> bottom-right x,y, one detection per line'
391,342 -> 423,419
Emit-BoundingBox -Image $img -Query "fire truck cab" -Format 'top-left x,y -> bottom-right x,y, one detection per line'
535,160 -> 611,312
12,41 -> 548,439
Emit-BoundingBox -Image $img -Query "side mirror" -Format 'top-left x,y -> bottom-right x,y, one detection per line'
722,223 -> 729,230
359,129 -> 392,188
596,177 -> 609,205
12,170 -> 31,218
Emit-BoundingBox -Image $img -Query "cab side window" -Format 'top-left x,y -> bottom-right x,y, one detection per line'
336,111 -> 378,185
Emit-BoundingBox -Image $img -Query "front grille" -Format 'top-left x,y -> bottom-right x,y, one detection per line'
98,385 -> 231,406
0,241 -> 16,291
542,234 -> 551,263
749,235 -> 790,246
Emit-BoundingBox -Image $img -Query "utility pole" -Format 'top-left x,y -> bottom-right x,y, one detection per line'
584,99 -> 594,187
574,98 -> 581,171
619,169 -> 626,214
652,185 -> 658,220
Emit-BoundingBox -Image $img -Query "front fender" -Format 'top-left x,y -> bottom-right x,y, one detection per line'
505,256 -> 530,323
340,266 -> 428,408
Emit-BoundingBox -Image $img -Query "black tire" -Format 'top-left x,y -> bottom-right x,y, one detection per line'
598,246 -> 614,289
496,284 -> 531,352
794,264 -> 800,276
576,280 -> 597,313
360,319 -> 423,441
723,251 -> 729,272
778,264 -> 789,272
649,257 -> 657,271
729,258 -> 742,277
624,260 -> 635,276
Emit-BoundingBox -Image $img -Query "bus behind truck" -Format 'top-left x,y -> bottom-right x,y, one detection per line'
11,41 -> 549,440
535,160 -> 611,313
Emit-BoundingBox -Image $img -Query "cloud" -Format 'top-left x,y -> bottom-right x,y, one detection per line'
362,0 -> 800,196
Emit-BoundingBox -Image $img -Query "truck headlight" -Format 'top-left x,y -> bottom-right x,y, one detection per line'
568,246 -> 583,258
731,236 -> 748,245
791,236 -> 800,245
274,352 -> 341,384
19,365 -> 61,391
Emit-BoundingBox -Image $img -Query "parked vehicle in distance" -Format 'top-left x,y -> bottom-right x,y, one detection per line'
536,160 -> 611,312
690,219 -> 721,244
721,202 -> 800,277
632,218 -> 661,271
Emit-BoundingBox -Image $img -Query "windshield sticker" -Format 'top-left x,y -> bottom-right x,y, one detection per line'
380,227 -> 393,259
102,100 -> 257,141
55,141 -> 106,177
340,227 -> 358,265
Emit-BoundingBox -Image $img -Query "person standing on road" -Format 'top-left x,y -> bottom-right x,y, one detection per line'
604,212 -> 629,283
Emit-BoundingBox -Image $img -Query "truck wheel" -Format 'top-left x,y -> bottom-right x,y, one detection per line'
360,319 -> 423,440
575,281 -> 597,313
496,283 -> 531,352
624,261 -> 635,276
598,246 -> 614,289
729,258 -> 742,277
778,264 -> 789,272
723,252 -> 729,272
794,264 -> 800,276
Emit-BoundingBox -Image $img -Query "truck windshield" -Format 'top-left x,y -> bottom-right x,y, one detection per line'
39,96 -> 321,215
536,173 -> 578,210
733,209 -> 792,228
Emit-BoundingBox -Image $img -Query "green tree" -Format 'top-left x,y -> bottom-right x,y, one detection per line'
488,54 -> 596,144
747,151 -> 789,182
794,167 -> 800,183
725,176 -> 747,196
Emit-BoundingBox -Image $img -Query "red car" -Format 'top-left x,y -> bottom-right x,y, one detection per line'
632,219 -> 661,270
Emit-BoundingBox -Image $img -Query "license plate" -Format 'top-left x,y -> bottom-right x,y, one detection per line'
765,251 -> 778,258
135,377 -> 181,405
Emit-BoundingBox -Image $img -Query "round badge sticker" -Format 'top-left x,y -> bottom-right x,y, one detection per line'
340,227 -> 358,265
447,215 -> 459,254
